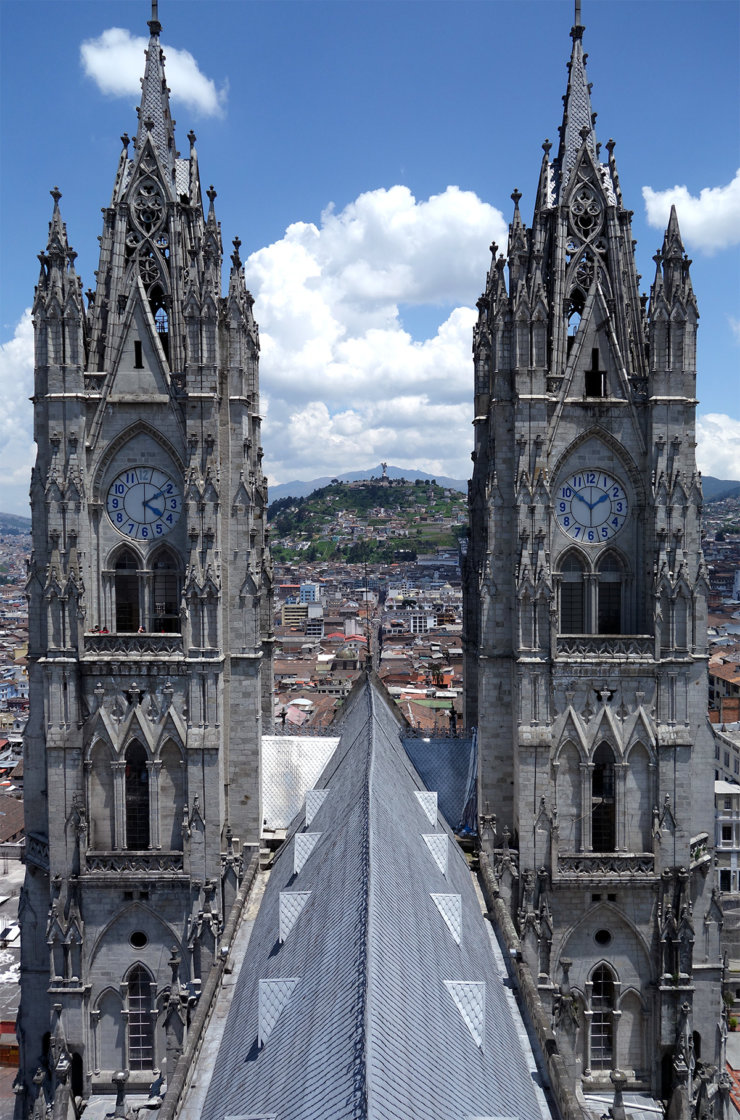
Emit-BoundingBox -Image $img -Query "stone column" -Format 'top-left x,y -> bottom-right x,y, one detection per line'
112,760 -> 126,849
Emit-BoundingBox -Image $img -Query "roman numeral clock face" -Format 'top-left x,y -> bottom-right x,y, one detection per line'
106,467 -> 183,541
555,470 -> 629,543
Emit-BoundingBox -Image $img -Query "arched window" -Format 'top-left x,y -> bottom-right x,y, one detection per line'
149,285 -> 169,361
159,741 -> 185,851
592,742 -> 616,852
125,741 -> 149,850
560,553 -> 586,634
590,964 -> 615,1069
126,965 -> 154,1070
597,551 -> 623,635
115,550 -> 140,632
151,549 -> 181,633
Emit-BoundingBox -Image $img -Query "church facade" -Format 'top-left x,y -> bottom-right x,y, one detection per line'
16,8 -> 273,1110
16,3 -> 726,1119
463,8 -> 724,1112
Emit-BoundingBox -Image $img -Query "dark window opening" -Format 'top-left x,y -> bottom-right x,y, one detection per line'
566,290 -> 585,354
134,340 -> 143,369
585,347 -> 606,398
152,551 -> 181,633
115,551 -> 140,632
720,869 -> 731,891
150,286 -> 169,360
597,552 -> 623,635
590,965 -> 615,1069
592,742 -> 616,852
127,965 -> 154,1070
125,741 -> 149,850
560,554 -> 585,633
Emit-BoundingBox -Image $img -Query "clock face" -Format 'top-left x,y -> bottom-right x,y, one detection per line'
555,469 -> 629,544
106,466 -> 182,541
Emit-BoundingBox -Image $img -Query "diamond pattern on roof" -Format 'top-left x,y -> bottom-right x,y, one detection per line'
415,790 -> 438,826
294,832 -> 320,875
258,977 -> 299,1048
444,980 -> 485,1049
279,891 -> 311,944
306,788 -> 329,826
423,832 -> 448,877
431,893 -> 462,945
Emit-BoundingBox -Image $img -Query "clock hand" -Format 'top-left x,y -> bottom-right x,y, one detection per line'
593,493 -> 609,506
574,492 -> 593,510
144,500 -> 164,517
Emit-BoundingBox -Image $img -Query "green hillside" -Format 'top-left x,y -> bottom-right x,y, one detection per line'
268,479 -> 467,563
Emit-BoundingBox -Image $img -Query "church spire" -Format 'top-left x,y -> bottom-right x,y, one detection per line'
554,3 -> 598,195
134,3 -> 177,183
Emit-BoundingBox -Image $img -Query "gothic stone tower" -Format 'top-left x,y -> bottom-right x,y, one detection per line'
17,8 -> 273,1109
464,11 -> 723,1110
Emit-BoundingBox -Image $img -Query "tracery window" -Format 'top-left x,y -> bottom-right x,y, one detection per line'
115,550 -> 140,632
151,548 -> 181,633
590,965 -> 615,1069
560,553 -> 586,633
126,965 -> 154,1070
125,741 -> 149,850
597,551 -> 623,634
557,549 -> 628,636
592,742 -> 616,852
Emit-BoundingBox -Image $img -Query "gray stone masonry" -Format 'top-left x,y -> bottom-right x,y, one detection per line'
464,14 -> 723,1114
16,12 -> 272,1114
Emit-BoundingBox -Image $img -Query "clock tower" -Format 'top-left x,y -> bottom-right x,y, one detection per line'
17,7 -> 273,1108
464,8 -> 723,1111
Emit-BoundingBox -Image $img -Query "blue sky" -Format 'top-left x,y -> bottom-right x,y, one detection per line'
1,0 -> 738,515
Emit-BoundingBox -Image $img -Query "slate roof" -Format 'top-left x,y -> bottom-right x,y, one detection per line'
202,676 -> 554,1120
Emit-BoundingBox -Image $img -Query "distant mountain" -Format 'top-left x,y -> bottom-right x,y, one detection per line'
0,512 -> 31,535
268,465 -> 467,502
703,476 -> 740,502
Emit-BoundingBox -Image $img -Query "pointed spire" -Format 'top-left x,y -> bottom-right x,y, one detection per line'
555,8 -> 597,193
135,6 -> 176,180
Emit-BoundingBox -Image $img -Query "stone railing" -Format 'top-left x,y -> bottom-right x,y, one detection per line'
85,851 -> 184,875
24,832 -> 49,872
557,852 -> 655,878
556,635 -> 654,659
83,633 -> 183,657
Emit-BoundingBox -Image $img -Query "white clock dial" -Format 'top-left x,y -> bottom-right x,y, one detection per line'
555,469 -> 628,544
106,466 -> 182,541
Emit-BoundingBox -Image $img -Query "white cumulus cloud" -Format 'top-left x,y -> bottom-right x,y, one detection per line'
642,170 -> 740,254
0,310 -> 34,516
246,184 -> 507,485
80,28 -> 226,117
696,414 -> 740,482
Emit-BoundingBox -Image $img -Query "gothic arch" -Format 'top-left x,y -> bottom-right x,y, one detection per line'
91,421 -> 184,504
624,741 -> 652,852
124,739 -> 150,850
158,739 -> 186,851
94,986 -> 124,1073
550,427 -> 645,507
124,962 -> 156,1071
88,902 -> 182,975
555,740 -> 583,852
89,739 -> 115,850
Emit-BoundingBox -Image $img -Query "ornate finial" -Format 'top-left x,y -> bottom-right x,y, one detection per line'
206,185 -> 217,208
511,188 -> 522,208
148,0 -> 162,36
231,236 -> 242,269
542,138 -> 552,155
50,186 -> 62,205
187,129 -> 197,149
121,133 -> 130,151
575,0 -> 582,27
